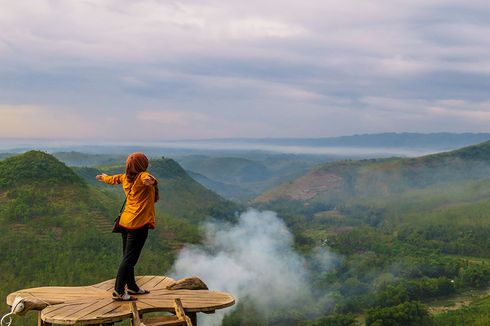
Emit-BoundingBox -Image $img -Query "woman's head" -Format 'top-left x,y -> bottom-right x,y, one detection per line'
126,152 -> 149,182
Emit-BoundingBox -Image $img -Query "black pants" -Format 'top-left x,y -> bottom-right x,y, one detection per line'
115,226 -> 148,294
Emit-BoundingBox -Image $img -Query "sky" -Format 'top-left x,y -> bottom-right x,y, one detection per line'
1,0 -> 490,141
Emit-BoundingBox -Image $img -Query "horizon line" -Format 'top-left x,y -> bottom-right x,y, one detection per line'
1,131 -> 490,144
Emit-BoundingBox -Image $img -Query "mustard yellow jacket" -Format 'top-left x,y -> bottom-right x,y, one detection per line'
102,172 -> 156,230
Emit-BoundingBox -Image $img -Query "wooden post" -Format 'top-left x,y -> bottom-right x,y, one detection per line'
38,312 -> 52,326
130,302 -> 142,326
188,312 -> 197,326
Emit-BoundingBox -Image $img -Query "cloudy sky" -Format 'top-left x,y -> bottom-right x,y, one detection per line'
1,0 -> 490,141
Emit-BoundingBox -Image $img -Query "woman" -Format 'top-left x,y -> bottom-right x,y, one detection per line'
96,152 -> 159,301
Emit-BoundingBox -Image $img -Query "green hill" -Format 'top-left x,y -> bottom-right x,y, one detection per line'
256,140 -> 490,204
0,151 -> 110,227
0,152 -> 236,325
0,151 -> 83,188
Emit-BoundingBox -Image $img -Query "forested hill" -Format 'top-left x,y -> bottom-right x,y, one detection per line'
74,157 -> 238,221
0,150 -> 112,227
256,140 -> 490,204
0,150 -> 84,188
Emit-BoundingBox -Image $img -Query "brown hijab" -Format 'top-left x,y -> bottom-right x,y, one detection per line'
125,152 -> 159,202
126,152 -> 149,181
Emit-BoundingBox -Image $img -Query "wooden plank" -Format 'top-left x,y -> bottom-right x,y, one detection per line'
137,276 -> 157,288
66,299 -> 114,321
43,302 -> 85,318
45,300 -> 100,320
82,300 -> 121,318
144,297 -> 234,304
151,276 -> 172,290
91,279 -> 115,292
141,276 -> 166,290
135,299 -> 159,309
143,315 -> 181,323
101,301 -> 131,317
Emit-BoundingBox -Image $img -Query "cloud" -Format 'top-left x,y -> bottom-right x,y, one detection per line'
137,110 -> 210,127
229,18 -> 307,39
1,0 -> 490,139
0,104 -> 88,139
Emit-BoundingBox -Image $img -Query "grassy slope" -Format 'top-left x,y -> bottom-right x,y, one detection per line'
434,296 -> 490,325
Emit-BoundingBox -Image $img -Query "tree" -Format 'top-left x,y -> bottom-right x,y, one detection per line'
366,301 -> 432,326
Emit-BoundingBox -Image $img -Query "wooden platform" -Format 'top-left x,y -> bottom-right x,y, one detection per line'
6,276 -> 235,325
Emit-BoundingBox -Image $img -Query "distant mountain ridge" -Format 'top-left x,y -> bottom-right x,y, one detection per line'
179,132 -> 490,150
2,132 -> 490,154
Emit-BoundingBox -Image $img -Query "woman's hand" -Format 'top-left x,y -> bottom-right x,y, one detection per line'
142,176 -> 156,185
96,173 -> 108,181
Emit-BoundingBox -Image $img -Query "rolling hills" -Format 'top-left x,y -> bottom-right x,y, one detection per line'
254,140 -> 490,258
176,154 -> 324,202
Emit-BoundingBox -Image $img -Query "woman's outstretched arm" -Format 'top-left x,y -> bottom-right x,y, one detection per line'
96,173 -> 123,184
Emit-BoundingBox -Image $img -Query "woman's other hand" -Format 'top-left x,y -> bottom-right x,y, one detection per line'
96,173 -> 108,181
142,175 -> 156,185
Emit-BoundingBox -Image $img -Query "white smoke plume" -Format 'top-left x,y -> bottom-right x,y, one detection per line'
170,209 -> 338,325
